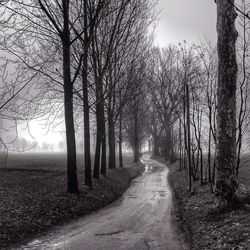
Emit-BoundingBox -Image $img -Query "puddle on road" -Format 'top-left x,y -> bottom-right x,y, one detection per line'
20,240 -> 44,249
150,190 -> 170,200
145,164 -> 153,173
128,194 -> 137,199
140,157 -> 153,174
140,161 -> 163,175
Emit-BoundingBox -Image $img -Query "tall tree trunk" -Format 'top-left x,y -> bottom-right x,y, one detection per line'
82,58 -> 91,185
62,8 -> 78,194
186,84 -> 192,191
215,0 -> 238,206
198,110 -> 203,185
208,107 -> 212,183
82,0 -> 92,187
108,105 -> 116,169
133,121 -> 140,163
183,87 -> 188,170
152,134 -> 160,157
93,98 -> 102,179
93,117 -> 101,179
236,1 -> 247,178
164,121 -> 172,161
82,65 -> 92,186
100,88 -> 106,175
118,108 -> 123,168
100,113 -> 107,175
179,118 -> 182,170
170,127 -> 175,163
108,123 -> 116,169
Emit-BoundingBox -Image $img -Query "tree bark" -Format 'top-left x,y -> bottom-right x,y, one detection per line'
108,122 -> 116,169
108,104 -> 116,169
100,86 -> 106,176
118,108 -> 123,168
62,3 -> 78,194
152,134 -> 160,157
208,107 -> 212,183
100,110 -> 107,175
179,118 -> 182,170
93,124 -> 101,179
186,84 -> 192,191
93,99 -> 102,179
82,0 -> 92,188
183,87 -> 188,170
215,0 -> 238,206
82,65 -> 92,187
164,119 -> 172,162
82,56 -> 91,183
133,119 -> 140,163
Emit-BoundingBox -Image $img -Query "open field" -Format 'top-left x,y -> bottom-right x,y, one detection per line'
0,152 -> 142,249
0,152 -> 68,171
0,152 -> 133,171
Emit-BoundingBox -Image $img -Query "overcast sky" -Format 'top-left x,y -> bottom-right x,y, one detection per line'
155,0 -> 217,47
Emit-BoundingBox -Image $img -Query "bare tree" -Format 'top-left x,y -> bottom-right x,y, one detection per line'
147,46 -> 184,162
214,0 -> 239,206
0,0 -> 88,193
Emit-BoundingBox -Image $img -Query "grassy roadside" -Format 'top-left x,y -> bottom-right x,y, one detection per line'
161,159 -> 250,250
0,154 -> 144,249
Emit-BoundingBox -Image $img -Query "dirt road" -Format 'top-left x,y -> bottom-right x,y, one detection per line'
16,155 -> 184,250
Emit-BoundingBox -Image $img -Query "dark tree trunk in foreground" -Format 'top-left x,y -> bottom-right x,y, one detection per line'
63,22 -> 78,194
100,110 -> 107,175
108,117 -> 116,169
94,78 -> 106,177
63,47 -> 78,193
164,123 -> 171,161
152,135 -> 160,157
93,104 -> 101,179
118,108 -> 123,168
82,50 -> 91,185
133,119 -> 140,163
37,0 -> 79,194
82,64 -> 92,187
208,107 -> 212,183
82,0 -> 92,188
186,84 -> 192,191
179,118 -> 182,170
108,93 -> 116,169
100,85 -> 107,175
215,0 -> 238,206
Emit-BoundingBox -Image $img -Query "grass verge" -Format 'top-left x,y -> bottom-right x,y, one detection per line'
0,157 -> 144,249
163,160 -> 250,250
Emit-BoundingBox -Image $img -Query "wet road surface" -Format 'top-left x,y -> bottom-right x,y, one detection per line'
16,155 -> 184,250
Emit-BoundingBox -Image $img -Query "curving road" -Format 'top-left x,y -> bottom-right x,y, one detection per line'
16,155 -> 184,250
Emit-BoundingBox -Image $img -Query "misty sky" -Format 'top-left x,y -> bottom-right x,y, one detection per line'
155,0 -> 217,46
